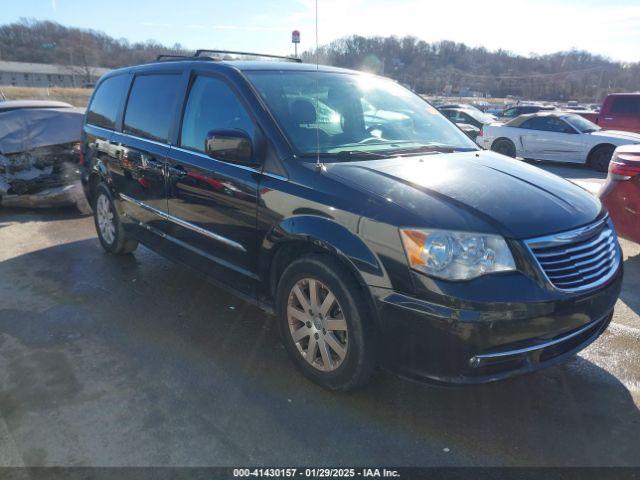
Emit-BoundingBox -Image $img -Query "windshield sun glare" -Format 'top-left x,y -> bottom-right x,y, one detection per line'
246,71 -> 478,157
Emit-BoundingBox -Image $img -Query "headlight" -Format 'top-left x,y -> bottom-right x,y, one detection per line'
400,229 -> 516,280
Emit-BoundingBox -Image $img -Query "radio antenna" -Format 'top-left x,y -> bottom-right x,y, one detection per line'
314,0 -> 323,171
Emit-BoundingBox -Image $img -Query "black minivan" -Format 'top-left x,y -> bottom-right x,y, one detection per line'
81,52 -> 622,390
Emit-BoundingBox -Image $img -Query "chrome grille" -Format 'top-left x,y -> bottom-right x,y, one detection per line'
525,218 -> 621,292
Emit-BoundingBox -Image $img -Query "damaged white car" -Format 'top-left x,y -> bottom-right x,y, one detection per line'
0,100 -> 90,212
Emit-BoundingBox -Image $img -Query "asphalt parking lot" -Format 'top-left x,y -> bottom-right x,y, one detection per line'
0,162 -> 639,467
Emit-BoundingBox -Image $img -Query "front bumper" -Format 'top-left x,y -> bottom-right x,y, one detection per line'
372,264 -> 622,384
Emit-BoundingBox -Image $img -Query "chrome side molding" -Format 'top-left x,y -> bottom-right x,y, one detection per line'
119,193 -> 247,252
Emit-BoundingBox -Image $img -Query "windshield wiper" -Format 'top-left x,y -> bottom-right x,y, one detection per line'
299,151 -> 389,161
335,150 -> 389,161
384,144 -> 467,155
299,145 -> 476,161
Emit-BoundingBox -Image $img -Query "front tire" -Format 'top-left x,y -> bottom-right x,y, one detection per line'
588,145 -> 615,172
276,254 -> 377,391
94,184 -> 138,255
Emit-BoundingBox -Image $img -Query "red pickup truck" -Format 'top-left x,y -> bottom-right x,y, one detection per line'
579,93 -> 640,133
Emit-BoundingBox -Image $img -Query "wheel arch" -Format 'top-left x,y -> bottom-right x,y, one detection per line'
587,142 -> 616,161
259,215 -> 387,305
87,159 -> 113,205
490,136 -> 517,151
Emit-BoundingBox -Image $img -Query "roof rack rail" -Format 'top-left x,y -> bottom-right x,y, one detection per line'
194,49 -> 302,63
155,54 -> 214,62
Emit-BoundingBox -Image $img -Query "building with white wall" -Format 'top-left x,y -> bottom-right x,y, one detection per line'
0,60 -> 110,88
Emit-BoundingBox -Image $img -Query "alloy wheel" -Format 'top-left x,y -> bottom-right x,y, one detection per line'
287,278 -> 348,372
96,194 -> 116,245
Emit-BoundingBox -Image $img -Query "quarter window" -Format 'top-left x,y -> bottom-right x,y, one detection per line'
180,76 -> 256,153
124,74 -> 182,142
87,74 -> 130,129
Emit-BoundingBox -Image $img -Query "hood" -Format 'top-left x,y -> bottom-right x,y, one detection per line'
323,150 -> 602,239
590,130 -> 640,144
0,107 -> 83,155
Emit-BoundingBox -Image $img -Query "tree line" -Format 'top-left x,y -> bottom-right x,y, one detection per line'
302,36 -> 640,101
1,19 -> 638,101
0,19 -> 189,70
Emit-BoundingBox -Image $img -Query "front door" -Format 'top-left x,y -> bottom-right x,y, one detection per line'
519,116 -> 583,161
165,74 -> 261,295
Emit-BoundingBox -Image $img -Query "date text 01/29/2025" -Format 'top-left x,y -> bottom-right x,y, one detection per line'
232,468 -> 401,478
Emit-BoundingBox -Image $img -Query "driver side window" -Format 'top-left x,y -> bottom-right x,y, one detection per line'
181,75 -> 256,153
520,117 -> 575,133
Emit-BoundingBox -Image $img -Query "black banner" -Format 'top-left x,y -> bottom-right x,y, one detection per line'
0,468 -> 639,480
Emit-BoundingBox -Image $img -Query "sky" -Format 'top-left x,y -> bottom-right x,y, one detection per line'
1,0 -> 639,62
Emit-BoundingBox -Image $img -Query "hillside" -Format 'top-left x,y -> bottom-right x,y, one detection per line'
0,19 -> 190,69
302,36 -> 640,101
1,19 -> 638,101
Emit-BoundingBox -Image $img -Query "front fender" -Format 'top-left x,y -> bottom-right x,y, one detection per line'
260,215 -> 390,289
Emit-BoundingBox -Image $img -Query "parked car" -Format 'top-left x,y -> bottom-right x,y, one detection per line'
600,145 -> 640,243
477,112 -> 640,171
577,93 -> 640,134
81,52 -> 622,390
436,103 -> 483,112
0,100 -> 90,211
440,107 -> 496,140
497,104 -> 556,121
0,99 -> 77,112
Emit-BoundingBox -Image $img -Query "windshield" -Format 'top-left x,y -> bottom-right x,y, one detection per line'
562,114 -> 600,133
245,71 -> 478,157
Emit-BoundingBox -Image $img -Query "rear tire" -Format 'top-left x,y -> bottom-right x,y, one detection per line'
276,254 -> 377,391
588,145 -> 615,172
94,184 -> 138,255
491,138 -> 517,158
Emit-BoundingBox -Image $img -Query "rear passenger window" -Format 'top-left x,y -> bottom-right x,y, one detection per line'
611,97 -> 640,115
87,74 -> 129,129
124,74 -> 181,142
180,76 -> 256,153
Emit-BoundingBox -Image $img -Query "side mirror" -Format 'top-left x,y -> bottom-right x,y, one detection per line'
205,130 -> 254,165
